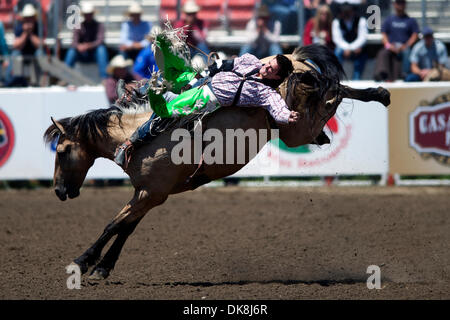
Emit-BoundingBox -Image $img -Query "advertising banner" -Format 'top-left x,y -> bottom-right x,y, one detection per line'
0,83 -> 389,180
388,82 -> 450,175
0,86 -> 128,180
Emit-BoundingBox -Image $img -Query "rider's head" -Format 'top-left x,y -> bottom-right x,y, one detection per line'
260,55 -> 294,88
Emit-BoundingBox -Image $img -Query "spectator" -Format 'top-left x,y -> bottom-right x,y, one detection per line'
330,0 -> 366,17
64,2 -> 109,80
303,4 -> 334,50
133,28 -> 159,79
0,22 -> 10,84
263,0 -> 299,34
332,3 -> 367,80
119,2 -> 152,61
104,55 -> 142,104
374,0 -> 419,81
240,5 -> 283,59
6,4 -> 43,86
11,4 -> 43,58
405,27 -> 450,82
174,1 -> 209,59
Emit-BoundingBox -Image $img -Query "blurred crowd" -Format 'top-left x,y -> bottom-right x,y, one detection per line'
0,0 -> 448,95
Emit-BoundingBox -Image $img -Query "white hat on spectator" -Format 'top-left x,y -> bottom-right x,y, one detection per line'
21,4 -> 37,18
127,2 -> 143,14
183,1 -> 200,14
107,55 -> 133,74
80,2 -> 95,14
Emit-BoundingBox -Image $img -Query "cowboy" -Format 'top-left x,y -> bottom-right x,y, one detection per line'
113,31 -> 298,168
119,2 -> 152,60
405,27 -> 450,82
64,2 -> 109,80
104,55 -> 142,104
11,4 -> 43,58
174,0 -> 209,59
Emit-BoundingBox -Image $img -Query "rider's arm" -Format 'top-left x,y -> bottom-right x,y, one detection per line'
263,89 -> 292,124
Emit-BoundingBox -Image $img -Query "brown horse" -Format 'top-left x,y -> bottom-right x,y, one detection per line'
44,45 -> 390,280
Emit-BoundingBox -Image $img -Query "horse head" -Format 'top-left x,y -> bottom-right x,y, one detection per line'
44,117 -> 96,201
281,45 -> 345,143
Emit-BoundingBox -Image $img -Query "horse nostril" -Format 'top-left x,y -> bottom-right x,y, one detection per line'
55,187 -> 67,201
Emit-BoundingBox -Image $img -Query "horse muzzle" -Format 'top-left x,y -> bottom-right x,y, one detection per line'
55,186 -> 67,201
55,186 -> 80,201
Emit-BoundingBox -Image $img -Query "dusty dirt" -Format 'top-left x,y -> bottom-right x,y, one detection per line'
0,186 -> 449,299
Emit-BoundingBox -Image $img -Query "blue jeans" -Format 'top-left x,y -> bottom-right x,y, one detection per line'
404,73 -> 421,82
189,41 -> 210,63
240,43 -> 283,59
5,49 -> 44,84
399,48 -> 411,77
65,45 -> 109,79
335,47 -> 367,80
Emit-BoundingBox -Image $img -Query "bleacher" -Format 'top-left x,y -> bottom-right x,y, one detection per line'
0,0 -> 448,83
1,0 -> 449,50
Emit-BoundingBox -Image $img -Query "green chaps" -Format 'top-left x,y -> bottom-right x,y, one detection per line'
149,33 -> 219,118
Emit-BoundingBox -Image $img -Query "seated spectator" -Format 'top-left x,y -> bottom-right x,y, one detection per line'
64,2 -> 109,80
332,3 -> 367,80
240,5 -> 283,59
303,4 -> 334,50
119,2 -> 152,61
374,0 -> 419,81
0,21 -> 10,84
11,4 -> 43,58
263,0 -> 299,34
7,4 -> 43,86
104,55 -> 142,104
174,1 -> 209,59
405,27 -> 450,82
133,28 -> 159,79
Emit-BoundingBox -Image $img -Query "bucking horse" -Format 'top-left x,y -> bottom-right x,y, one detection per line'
44,39 -> 390,280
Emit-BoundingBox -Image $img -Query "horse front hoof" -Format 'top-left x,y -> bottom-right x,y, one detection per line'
72,260 -> 89,275
89,267 -> 110,280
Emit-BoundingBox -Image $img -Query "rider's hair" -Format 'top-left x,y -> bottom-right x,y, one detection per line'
262,54 -> 294,89
275,54 -> 294,81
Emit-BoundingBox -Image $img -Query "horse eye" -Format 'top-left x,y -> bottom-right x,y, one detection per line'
57,145 -> 71,155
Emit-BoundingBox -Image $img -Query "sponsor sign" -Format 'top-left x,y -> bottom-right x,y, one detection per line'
388,83 -> 450,174
409,102 -> 450,160
0,109 -> 15,168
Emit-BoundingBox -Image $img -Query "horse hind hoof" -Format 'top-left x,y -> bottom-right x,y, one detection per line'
377,87 -> 391,107
89,267 -> 110,281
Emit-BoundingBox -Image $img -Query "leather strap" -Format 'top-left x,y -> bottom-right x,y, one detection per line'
231,68 -> 262,107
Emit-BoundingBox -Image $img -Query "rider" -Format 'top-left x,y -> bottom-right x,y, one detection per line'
114,30 -> 299,168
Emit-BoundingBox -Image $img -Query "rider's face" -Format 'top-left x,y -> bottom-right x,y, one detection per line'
260,58 -> 281,80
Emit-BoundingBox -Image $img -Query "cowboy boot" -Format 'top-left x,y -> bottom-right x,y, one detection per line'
114,113 -> 158,168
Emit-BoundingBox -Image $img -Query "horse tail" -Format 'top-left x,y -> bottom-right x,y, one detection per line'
292,44 -> 345,82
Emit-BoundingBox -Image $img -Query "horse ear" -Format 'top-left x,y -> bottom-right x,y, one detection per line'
51,117 -> 66,135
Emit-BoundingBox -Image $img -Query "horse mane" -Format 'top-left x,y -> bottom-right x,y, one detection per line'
44,106 -> 124,145
292,44 -> 346,82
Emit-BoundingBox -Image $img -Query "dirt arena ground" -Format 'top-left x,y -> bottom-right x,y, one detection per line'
0,185 -> 449,299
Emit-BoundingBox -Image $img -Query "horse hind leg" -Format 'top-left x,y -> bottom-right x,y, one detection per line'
340,85 -> 391,107
88,189 -> 168,280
